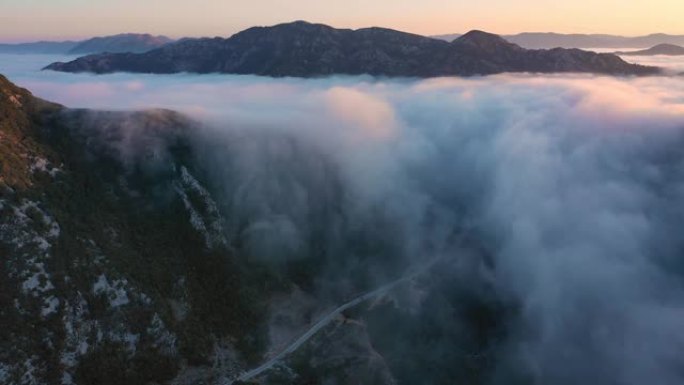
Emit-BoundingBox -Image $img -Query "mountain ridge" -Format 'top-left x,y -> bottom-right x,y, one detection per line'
0,40 -> 79,54
0,33 -> 173,55
43,21 -> 659,77
68,33 -> 174,54
614,43 -> 684,56
434,32 -> 684,49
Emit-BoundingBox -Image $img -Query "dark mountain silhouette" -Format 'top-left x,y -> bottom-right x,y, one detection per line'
615,43 -> 684,56
434,32 -> 684,49
44,21 -> 659,77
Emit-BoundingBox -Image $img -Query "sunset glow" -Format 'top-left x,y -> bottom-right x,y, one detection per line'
2,0 -> 684,42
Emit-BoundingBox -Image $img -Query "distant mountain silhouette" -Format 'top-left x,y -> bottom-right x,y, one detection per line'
615,44 -> 684,56
433,32 -> 684,49
44,21 -> 659,77
0,34 -> 173,55
0,41 -> 78,54
68,33 -> 174,54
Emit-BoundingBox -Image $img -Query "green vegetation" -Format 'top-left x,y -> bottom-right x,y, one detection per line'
0,77 -> 280,383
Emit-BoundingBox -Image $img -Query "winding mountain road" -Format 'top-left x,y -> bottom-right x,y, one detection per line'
221,255 -> 443,385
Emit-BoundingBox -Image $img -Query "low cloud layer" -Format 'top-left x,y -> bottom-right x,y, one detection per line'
4,54 -> 684,384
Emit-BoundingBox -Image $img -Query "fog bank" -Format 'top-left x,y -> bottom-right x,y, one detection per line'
3,54 -> 684,384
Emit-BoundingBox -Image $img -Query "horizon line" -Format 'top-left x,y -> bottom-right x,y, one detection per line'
2,20 -> 684,44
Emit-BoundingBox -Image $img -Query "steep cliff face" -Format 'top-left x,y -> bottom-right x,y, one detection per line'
0,75 -> 271,385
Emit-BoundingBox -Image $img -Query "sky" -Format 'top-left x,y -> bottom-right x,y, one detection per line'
1,0 -> 684,42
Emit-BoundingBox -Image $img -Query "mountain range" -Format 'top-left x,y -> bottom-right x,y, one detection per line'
0,40 -> 79,54
433,32 -> 684,49
0,33 -> 173,55
614,43 -> 684,56
7,30 -> 684,57
43,21 -> 659,77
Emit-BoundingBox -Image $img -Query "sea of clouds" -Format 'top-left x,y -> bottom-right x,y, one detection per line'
3,54 -> 684,384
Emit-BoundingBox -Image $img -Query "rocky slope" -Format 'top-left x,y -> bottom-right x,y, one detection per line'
615,43 -> 684,56
0,75 -> 268,385
44,21 -> 660,77
1,74 -> 504,385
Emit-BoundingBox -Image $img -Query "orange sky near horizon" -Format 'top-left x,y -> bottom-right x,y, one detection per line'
1,0 -> 683,42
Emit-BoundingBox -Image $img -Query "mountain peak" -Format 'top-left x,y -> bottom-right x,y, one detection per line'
229,20 -> 340,43
286,20 -> 317,26
258,20 -> 336,32
459,30 -> 502,39
457,30 -> 507,43
454,30 -> 522,52
615,43 -> 684,56
0,74 -> 60,118
0,74 -> 31,111
652,43 -> 683,50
